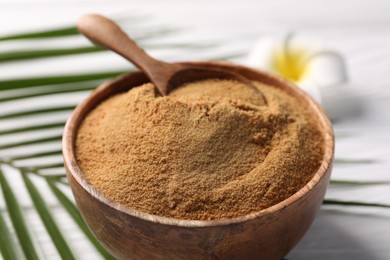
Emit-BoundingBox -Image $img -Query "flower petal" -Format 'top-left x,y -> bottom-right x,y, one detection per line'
245,36 -> 279,70
246,33 -> 350,110
287,34 -> 323,56
297,80 -> 322,103
319,83 -> 363,120
301,51 -> 348,87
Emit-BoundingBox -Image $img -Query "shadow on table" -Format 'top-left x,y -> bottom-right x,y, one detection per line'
286,208 -> 390,260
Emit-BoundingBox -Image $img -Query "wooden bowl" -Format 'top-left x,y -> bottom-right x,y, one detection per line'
63,61 -> 334,260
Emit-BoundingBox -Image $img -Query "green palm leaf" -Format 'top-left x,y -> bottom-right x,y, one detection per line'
0,71 -> 125,90
22,173 -> 76,260
0,15 -> 146,41
0,26 -> 79,41
0,207 -> 19,260
323,199 -> 390,208
47,180 -> 114,259
0,168 -> 41,260
0,42 -> 214,63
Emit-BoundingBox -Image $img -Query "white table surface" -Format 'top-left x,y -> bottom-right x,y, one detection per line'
1,0 -> 390,259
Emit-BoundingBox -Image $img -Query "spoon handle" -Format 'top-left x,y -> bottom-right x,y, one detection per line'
77,14 -> 172,94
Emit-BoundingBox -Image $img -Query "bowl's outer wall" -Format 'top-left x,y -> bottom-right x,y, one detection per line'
66,165 -> 331,260
63,62 -> 334,260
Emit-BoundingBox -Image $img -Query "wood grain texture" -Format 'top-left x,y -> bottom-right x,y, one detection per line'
76,14 -> 266,105
62,61 -> 334,259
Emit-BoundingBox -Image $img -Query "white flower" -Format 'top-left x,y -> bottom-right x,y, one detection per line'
245,33 -> 349,110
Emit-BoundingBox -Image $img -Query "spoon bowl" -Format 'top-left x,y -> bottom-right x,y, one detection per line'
77,14 -> 266,105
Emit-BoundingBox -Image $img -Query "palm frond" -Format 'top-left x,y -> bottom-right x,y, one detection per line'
0,106 -> 76,120
0,207 -> 19,260
0,46 -> 102,63
334,158 -> 379,164
0,26 -> 79,41
0,15 -> 147,41
22,173 -> 76,260
0,167 -> 41,260
0,71 -> 125,90
1,42 -> 215,63
323,199 -> 390,208
47,180 -> 114,259
330,180 -> 390,185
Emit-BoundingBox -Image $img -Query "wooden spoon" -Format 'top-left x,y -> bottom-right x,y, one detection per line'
77,14 -> 266,104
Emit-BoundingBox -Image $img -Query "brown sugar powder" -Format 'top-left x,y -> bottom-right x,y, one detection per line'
75,79 -> 324,220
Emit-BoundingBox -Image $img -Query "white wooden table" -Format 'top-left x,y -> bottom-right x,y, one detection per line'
1,0 -> 390,259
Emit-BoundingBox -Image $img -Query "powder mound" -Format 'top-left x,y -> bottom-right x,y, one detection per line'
76,79 -> 324,220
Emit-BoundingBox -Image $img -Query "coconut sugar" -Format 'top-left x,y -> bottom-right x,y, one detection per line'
76,79 -> 324,220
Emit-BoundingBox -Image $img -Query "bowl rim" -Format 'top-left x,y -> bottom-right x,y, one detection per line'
62,61 -> 334,228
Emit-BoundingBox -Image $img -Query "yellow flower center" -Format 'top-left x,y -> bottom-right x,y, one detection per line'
271,47 -> 309,82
